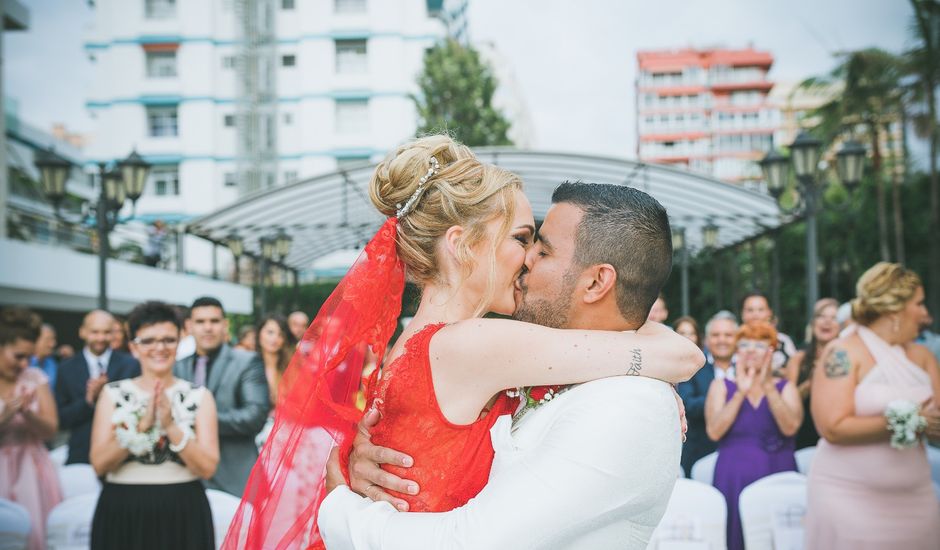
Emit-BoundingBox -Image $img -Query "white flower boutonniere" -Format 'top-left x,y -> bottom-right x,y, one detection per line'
885,399 -> 927,450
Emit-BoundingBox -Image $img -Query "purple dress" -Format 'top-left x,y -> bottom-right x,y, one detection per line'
713,378 -> 796,550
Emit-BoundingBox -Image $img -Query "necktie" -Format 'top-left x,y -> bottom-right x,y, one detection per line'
97,359 -> 107,378
193,355 -> 208,388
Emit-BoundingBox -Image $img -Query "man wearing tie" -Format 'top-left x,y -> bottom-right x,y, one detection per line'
55,310 -> 140,465
174,296 -> 269,496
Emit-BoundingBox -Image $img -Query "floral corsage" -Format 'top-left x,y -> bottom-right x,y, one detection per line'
885,399 -> 927,450
507,384 -> 569,420
112,399 -> 161,458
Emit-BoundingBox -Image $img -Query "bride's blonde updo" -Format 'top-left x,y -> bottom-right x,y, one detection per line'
851,262 -> 922,326
369,135 -> 523,292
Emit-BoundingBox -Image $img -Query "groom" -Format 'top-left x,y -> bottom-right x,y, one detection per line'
319,182 -> 687,549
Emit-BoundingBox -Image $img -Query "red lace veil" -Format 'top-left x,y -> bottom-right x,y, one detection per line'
221,218 -> 404,549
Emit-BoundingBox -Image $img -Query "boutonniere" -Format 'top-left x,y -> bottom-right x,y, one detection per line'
507,384 -> 570,420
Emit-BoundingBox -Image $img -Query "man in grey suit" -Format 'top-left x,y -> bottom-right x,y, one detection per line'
174,297 -> 269,496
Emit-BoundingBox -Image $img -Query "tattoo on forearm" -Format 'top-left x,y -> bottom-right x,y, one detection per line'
627,348 -> 643,376
824,349 -> 851,379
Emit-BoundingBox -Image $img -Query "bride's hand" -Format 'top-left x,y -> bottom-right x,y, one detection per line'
348,408 -> 419,512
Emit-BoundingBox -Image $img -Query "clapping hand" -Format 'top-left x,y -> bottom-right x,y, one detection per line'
85,374 -> 108,406
920,398 -> 940,442
0,395 -> 25,425
155,384 -> 174,429
137,383 -> 160,433
737,364 -> 756,394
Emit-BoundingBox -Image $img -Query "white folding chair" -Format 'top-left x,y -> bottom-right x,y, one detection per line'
57,464 -> 101,500
46,493 -> 99,550
206,489 -> 241,549
739,471 -> 807,550
48,446 -> 68,470
647,478 -> 726,550
0,498 -> 30,550
690,452 -> 718,487
794,446 -> 816,475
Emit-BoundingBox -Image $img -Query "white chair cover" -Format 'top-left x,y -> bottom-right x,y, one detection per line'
739,471 -> 807,550
647,478 -> 726,550
45,493 -> 98,550
794,446 -> 816,475
206,489 -> 242,549
690,451 -> 718,487
48,446 -> 68,470
0,499 -> 30,550
57,464 -> 101,500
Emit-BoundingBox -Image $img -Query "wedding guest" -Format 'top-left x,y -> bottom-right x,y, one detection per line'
256,315 -> 297,407
175,306 -> 196,360
287,311 -> 310,342
234,325 -> 257,352
740,292 -> 797,379
673,315 -> 701,348
785,298 -> 839,450
174,297 -> 268,496
648,294 -> 669,323
90,301 -> 218,550
678,311 -> 737,476
805,263 -> 940,549
55,344 -> 75,362
916,311 -> 940,363
705,321 -> 802,550
29,323 -> 58,389
0,307 -> 62,550
56,310 -> 139,464
110,316 -> 129,353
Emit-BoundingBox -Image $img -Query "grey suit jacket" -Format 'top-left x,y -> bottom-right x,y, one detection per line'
174,344 -> 269,496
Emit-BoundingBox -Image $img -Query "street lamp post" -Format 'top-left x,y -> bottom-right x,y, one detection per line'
257,230 -> 294,315
761,132 -> 866,321
227,233 -> 244,283
34,149 -> 151,310
702,222 -> 720,311
672,227 -> 689,316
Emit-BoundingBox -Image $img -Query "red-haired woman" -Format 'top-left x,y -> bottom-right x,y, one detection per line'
705,321 -> 803,550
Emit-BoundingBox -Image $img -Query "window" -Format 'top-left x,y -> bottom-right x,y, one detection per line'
224,172 -> 238,187
147,106 -> 178,137
281,54 -> 296,67
222,55 -> 237,69
336,156 -> 370,169
284,170 -> 298,184
282,0 -> 295,8
282,112 -> 293,125
151,166 -> 180,196
223,114 -> 236,127
146,51 -> 177,78
335,99 -> 368,134
335,0 -> 366,14
145,0 -> 176,19
335,39 -> 367,74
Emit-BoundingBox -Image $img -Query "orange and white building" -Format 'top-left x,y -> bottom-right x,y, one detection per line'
636,47 -> 776,185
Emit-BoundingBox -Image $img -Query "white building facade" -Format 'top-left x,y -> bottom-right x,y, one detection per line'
84,0 -> 446,273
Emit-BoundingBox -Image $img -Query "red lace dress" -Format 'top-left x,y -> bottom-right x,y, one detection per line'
355,322 -> 518,512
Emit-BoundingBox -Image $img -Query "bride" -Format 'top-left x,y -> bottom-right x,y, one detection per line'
223,135 -> 703,549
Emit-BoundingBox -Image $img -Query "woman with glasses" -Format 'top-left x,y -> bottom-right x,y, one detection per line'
89,301 -> 219,550
705,321 -> 802,550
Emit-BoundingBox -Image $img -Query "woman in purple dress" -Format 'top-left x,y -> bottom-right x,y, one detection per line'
705,321 -> 803,550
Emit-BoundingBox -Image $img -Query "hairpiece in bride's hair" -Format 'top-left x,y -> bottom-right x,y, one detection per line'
395,156 -> 440,219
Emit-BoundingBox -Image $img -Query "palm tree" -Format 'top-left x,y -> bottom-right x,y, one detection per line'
907,0 -> 940,325
801,48 -> 906,262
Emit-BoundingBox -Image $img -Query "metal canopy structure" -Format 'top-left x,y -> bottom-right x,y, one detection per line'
186,148 -> 784,271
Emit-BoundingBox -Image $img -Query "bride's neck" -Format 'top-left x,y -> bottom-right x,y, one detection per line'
412,282 -> 481,325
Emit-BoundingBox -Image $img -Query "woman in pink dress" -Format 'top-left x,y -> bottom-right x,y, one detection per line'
0,307 -> 63,550
806,263 -> 940,549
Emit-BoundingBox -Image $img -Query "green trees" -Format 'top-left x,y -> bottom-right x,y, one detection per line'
414,39 -> 513,146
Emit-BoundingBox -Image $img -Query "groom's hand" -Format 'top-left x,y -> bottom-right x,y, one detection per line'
348,408 -> 420,512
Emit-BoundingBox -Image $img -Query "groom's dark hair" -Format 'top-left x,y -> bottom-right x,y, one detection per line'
552,182 -> 673,325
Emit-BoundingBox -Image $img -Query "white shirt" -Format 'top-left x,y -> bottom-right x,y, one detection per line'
83,347 -> 112,379
318,376 -> 682,550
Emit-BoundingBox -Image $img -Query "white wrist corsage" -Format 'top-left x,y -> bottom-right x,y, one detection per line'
885,399 -> 927,450
112,403 -> 160,457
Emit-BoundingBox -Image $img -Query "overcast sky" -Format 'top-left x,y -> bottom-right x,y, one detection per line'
4,0 -> 914,157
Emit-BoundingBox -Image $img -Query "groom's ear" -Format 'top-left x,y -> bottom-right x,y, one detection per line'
582,264 -> 617,305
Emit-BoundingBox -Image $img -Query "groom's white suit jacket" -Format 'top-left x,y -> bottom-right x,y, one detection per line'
319,376 -> 681,549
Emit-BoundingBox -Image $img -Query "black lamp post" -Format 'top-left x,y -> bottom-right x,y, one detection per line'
227,233 -> 244,283
258,235 -> 276,315
34,148 -> 151,310
761,133 -> 866,320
